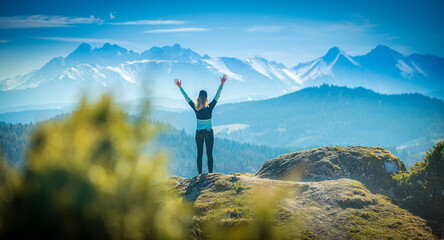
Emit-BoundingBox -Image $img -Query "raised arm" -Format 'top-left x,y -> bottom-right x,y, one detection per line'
174,78 -> 191,103
214,74 -> 227,101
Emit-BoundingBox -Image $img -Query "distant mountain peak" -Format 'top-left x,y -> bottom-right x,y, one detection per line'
49,56 -> 64,63
249,56 -> 270,64
326,46 -> 342,54
172,43 -> 182,48
101,42 -> 110,48
323,46 -> 346,62
157,43 -> 184,51
375,44 -> 392,51
321,46 -> 359,67
101,42 -> 124,50
369,45 -> 403,59
141,43 -> 201,61
94,42 -> 131,56
102,42 -> 114,48
73,42 -> 93,53
64,43 -> 95,66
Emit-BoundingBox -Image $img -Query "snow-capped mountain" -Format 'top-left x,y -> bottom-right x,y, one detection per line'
285,47 -> 360,85
0,43 -> 443,110
0,43 -> 300,109
287,45 -> 444,94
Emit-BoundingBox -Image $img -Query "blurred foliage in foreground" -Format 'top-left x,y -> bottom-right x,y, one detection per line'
0,95 -> 301,239
0,96 -> 191,239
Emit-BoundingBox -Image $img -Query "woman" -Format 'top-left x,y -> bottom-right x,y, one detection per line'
174,74 -> 228,175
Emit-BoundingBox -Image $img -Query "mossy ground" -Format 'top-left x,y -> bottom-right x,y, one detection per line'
173,173 -> 317,239
170,173 -> 435,240
193,176 -> 250,225
347,201 -> 434,239
338,180 -> 435,239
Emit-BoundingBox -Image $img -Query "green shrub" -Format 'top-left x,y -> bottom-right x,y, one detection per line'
393,141 -> 444,223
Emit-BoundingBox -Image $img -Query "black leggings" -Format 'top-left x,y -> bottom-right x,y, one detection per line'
195,129 -> 214,174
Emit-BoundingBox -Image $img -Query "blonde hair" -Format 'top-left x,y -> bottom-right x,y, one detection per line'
195,95 -> 209,111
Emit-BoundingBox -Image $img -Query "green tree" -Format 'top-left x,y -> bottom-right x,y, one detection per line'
394,141 -> 444,223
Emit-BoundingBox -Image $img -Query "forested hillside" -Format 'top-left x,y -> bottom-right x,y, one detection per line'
0,122 -> 33,167
0,121 -> 291,177
154,84 -> 444,166
2,85 -> 442,168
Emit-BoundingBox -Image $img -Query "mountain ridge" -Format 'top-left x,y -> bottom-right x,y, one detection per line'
1,43 -> 443,110
152,84 -> 444,166
1,84 -> 442,167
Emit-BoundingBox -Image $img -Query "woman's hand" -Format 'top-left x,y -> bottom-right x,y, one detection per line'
174,78 -> 182,88
220,74 -> 228,85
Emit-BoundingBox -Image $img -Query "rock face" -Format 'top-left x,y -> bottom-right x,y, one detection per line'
169,146 -> 434,239
257,146 -> 407,195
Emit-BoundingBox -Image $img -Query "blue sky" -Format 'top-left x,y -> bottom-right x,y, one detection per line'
0,0 -> 443,79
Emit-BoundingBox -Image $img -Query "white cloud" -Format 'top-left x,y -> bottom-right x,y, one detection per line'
145,27 -> 208,33
110,12 -> 115,20
32,36 -> 133,45
246,25 -> 283,32
111,20 -> 187,25
0,15 -> 103,29
0,40 -> 9,43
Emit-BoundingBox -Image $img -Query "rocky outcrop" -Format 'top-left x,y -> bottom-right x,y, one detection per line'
257,146 -> 407,195
169,146 -> 434,239
170,174 -> 434,239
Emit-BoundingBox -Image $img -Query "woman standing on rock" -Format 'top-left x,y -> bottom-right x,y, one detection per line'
174,74 -> 228,175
